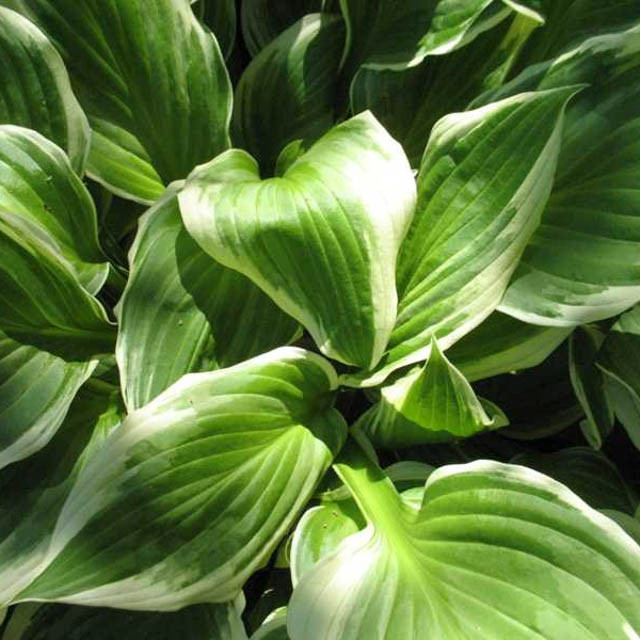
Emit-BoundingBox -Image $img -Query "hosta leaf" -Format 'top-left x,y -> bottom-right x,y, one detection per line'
351,12 -> 541,167
290,501 -> 363,586
0,384 -> 122,606
598,304 -> 640,449
116,189 -> 299,411
514,0 -> 640,72
496,25 -> 640,325
0,213 -> 114,360
604,377 -> 640,451
251,608 -> 289,640
2,598 -> 248,640
347,87 -> 575,386
0,330 -> 95,470
85,118 -> 164,206
19,348 -> 346,610
359,338 -> 508,448
419,0 -> 512,57
0,8 -> 89,173
512,447 -> 638,514
569,327 -> 614,449
192,0 -> 236,60
180,112 -> 416,369
501,0 -> 545,23
241,0 -> 329,56
289,440 -> 640,639
0,125 -> 107,293
479,342 -> 582,441
448,311 -> 570,382
4,0 -> 232,183
602,511 -> 640,546
337,0 -> 435,73
233,14 -> 345,176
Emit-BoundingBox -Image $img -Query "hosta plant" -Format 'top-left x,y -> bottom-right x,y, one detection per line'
0,0 -> 639,638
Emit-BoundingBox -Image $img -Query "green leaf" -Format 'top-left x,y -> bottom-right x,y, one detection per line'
511,447 -> 638,514
180,112 -> 416,369
0,330 -> 95,469
448,311 -> 570,382
2,598 -> 248,640
496,25 -> 640,325
514,0 -> 640,73
290,500 -> 363,586
0,125 -> 107,293
501,0 -> 545,24
350,12 -> 542,167
359,337 -> 508,448
603,377 -> 640,451
241,0 -> 329,56
233,14 -> 345,176
569,327 -> 614,449
337,0 -> 435,74
193,0 -> 237,60
289,440 -> 640,639
0,384 -> 122,607
601,511 -> 640,547
0,213 -> 115,360
19,348 -> 346,610
419,0 -> 512,57
116,189 -> 300,411
479,341 -> 583,441
347,87 -> 576,386
85,118 -> 164,206
250,608 -> 289,640
598,303 -> 640,450
0,7 -> 89,173
5,0 -> 232,183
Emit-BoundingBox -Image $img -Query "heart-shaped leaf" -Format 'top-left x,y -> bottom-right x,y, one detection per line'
19,348 -> 346,610
289,439 -> 640,639
180,112 -> 416,369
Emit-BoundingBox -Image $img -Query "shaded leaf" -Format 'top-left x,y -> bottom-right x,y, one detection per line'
116,189 -> 299,411
233,14 -> 345,176
0,331 -> 95,470
0,213 -> 114,360
569,326 -> 614,449
448,311 -> 570,382
512,447 -> 638,514
0,384 -> 122,606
